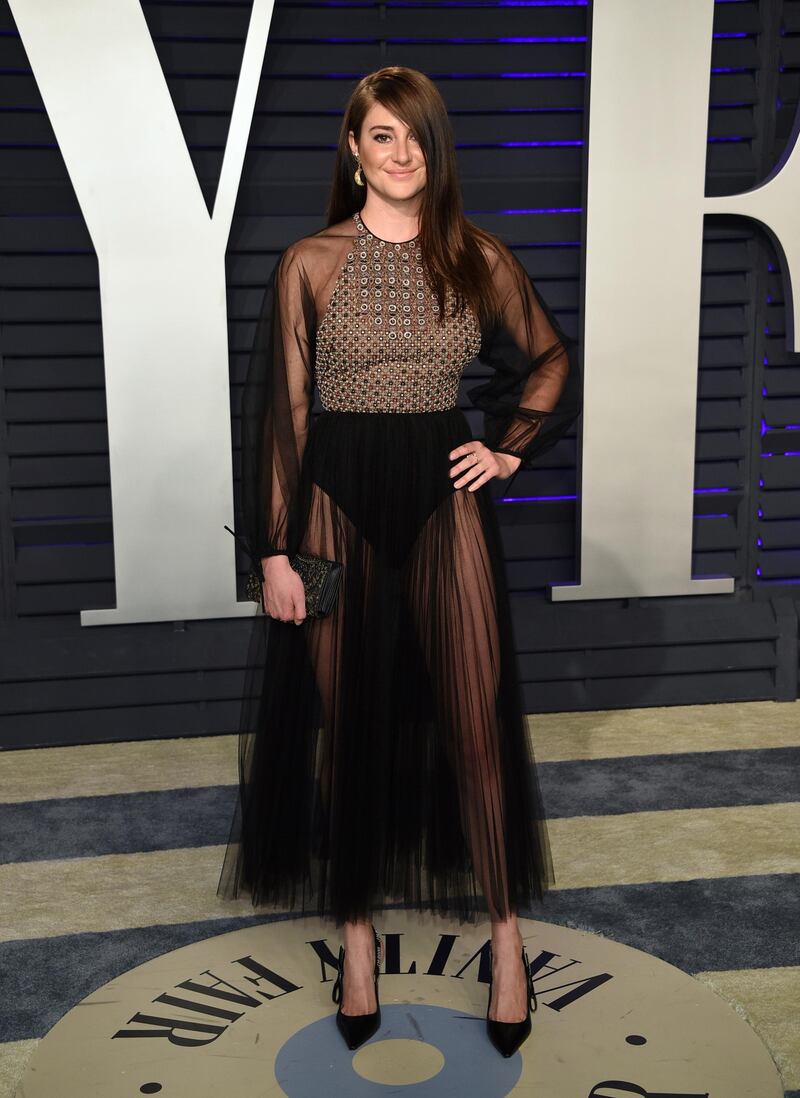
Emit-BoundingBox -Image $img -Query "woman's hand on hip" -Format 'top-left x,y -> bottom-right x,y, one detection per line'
447,441 -> 522,492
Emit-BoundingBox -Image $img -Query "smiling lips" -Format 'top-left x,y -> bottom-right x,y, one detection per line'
386,168 -> 416,176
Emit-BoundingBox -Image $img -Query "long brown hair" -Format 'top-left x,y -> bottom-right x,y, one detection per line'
326,65 -> 504,331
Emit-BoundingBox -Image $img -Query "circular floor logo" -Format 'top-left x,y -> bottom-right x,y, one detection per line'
16,911 -> 782,1096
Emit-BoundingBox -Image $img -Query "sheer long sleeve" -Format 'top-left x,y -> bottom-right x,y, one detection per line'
466,241 -> 582,488
239,243 -> 315,566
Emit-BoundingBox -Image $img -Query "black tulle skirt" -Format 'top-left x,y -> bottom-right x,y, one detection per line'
217,406 -> 555,927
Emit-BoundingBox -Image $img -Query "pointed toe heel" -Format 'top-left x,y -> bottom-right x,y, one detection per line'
331,923 -> 382,1050
486,942 -> 537,1058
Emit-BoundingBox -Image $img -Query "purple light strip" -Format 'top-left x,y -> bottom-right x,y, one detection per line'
496,140 -> 583,146
314,70 -> 585,79
499,71 -> 586,77
501,106 -> 582,112
501,493 -> 576,501
499,490 -> 738,502
383,1 -> 588,7
303,71 -> 751,85
334,31 -> 748,40
762,426 -> 800,442
281,1 -> 739,17
435,36 -> 590,42
316,35 -> 588,43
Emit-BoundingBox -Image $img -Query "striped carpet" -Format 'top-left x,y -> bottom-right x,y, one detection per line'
1,699 -> 798,1097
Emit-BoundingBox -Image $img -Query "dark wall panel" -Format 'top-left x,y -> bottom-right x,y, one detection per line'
1,0 -> 799,747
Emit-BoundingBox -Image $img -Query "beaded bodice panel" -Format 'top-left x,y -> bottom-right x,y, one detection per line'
315,211 -> 483,413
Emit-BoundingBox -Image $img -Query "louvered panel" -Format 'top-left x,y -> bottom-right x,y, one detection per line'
754,2 -> 800,583
524,639 -> 778,681
0,665 -> 247,711
758,549 -> 800,580
696,430 -> 746,460
760,454 -> 800,488
764,366 -> 800,396
761,490 -> 800,519
0,704 -> 243,749
514,598 -> 781,649
524,669 -> 777,713
695,462 -> 744,488
761,519 -> 800,548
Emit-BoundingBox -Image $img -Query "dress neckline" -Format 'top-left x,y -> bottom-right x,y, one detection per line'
353,211 -> 418,246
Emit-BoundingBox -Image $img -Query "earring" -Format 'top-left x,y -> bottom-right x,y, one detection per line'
354,154 -> 365,187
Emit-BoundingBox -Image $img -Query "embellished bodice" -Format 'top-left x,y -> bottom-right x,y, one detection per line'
314,211 -> 483,413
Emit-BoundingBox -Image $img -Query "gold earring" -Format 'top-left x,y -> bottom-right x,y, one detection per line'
354,155 -> 365,187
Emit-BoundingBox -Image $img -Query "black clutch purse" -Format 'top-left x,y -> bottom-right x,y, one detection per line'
223,525 -> 343,619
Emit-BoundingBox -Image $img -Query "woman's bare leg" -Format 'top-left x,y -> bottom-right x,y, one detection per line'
490,913 -> 527,1022
299,487 -> 379,1017
409,488 -> 530,1023
340,916 -> 378,1015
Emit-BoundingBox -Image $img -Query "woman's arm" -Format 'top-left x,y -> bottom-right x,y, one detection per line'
466,239 -> 582,493
239,243 -> 315,569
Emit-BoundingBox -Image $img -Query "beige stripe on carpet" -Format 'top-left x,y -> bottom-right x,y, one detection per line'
0,1039 -> 39,1098
693,966 -> 799,1091
1,802 -> 798,942
2,700 -> 799,804
530,698 -> 800,761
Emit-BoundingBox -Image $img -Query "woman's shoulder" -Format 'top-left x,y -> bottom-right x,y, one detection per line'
281,216 -> 356,265
468,224 -> 516,273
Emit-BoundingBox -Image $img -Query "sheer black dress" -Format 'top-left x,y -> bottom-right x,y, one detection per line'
217,209 -> 581,928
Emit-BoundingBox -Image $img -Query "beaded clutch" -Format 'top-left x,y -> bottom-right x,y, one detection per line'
224,525 -> 343,619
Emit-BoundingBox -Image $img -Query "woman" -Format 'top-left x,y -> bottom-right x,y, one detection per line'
218,65 -> 581,1057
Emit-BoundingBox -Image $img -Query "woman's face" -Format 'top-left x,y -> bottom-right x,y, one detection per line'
348,103 -> 427,200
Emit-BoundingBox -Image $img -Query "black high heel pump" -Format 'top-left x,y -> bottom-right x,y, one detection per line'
331,924 -> 382,1050
486,941 -> 537,1057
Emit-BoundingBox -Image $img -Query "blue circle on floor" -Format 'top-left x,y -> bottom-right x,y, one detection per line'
275,1003 -> 523,1095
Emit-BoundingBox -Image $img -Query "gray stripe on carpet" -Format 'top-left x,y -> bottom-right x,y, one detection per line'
0,786 -> 238,863
1,872 -> 797,1042
542,746 -> 800,819
2,747 -> 798,863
